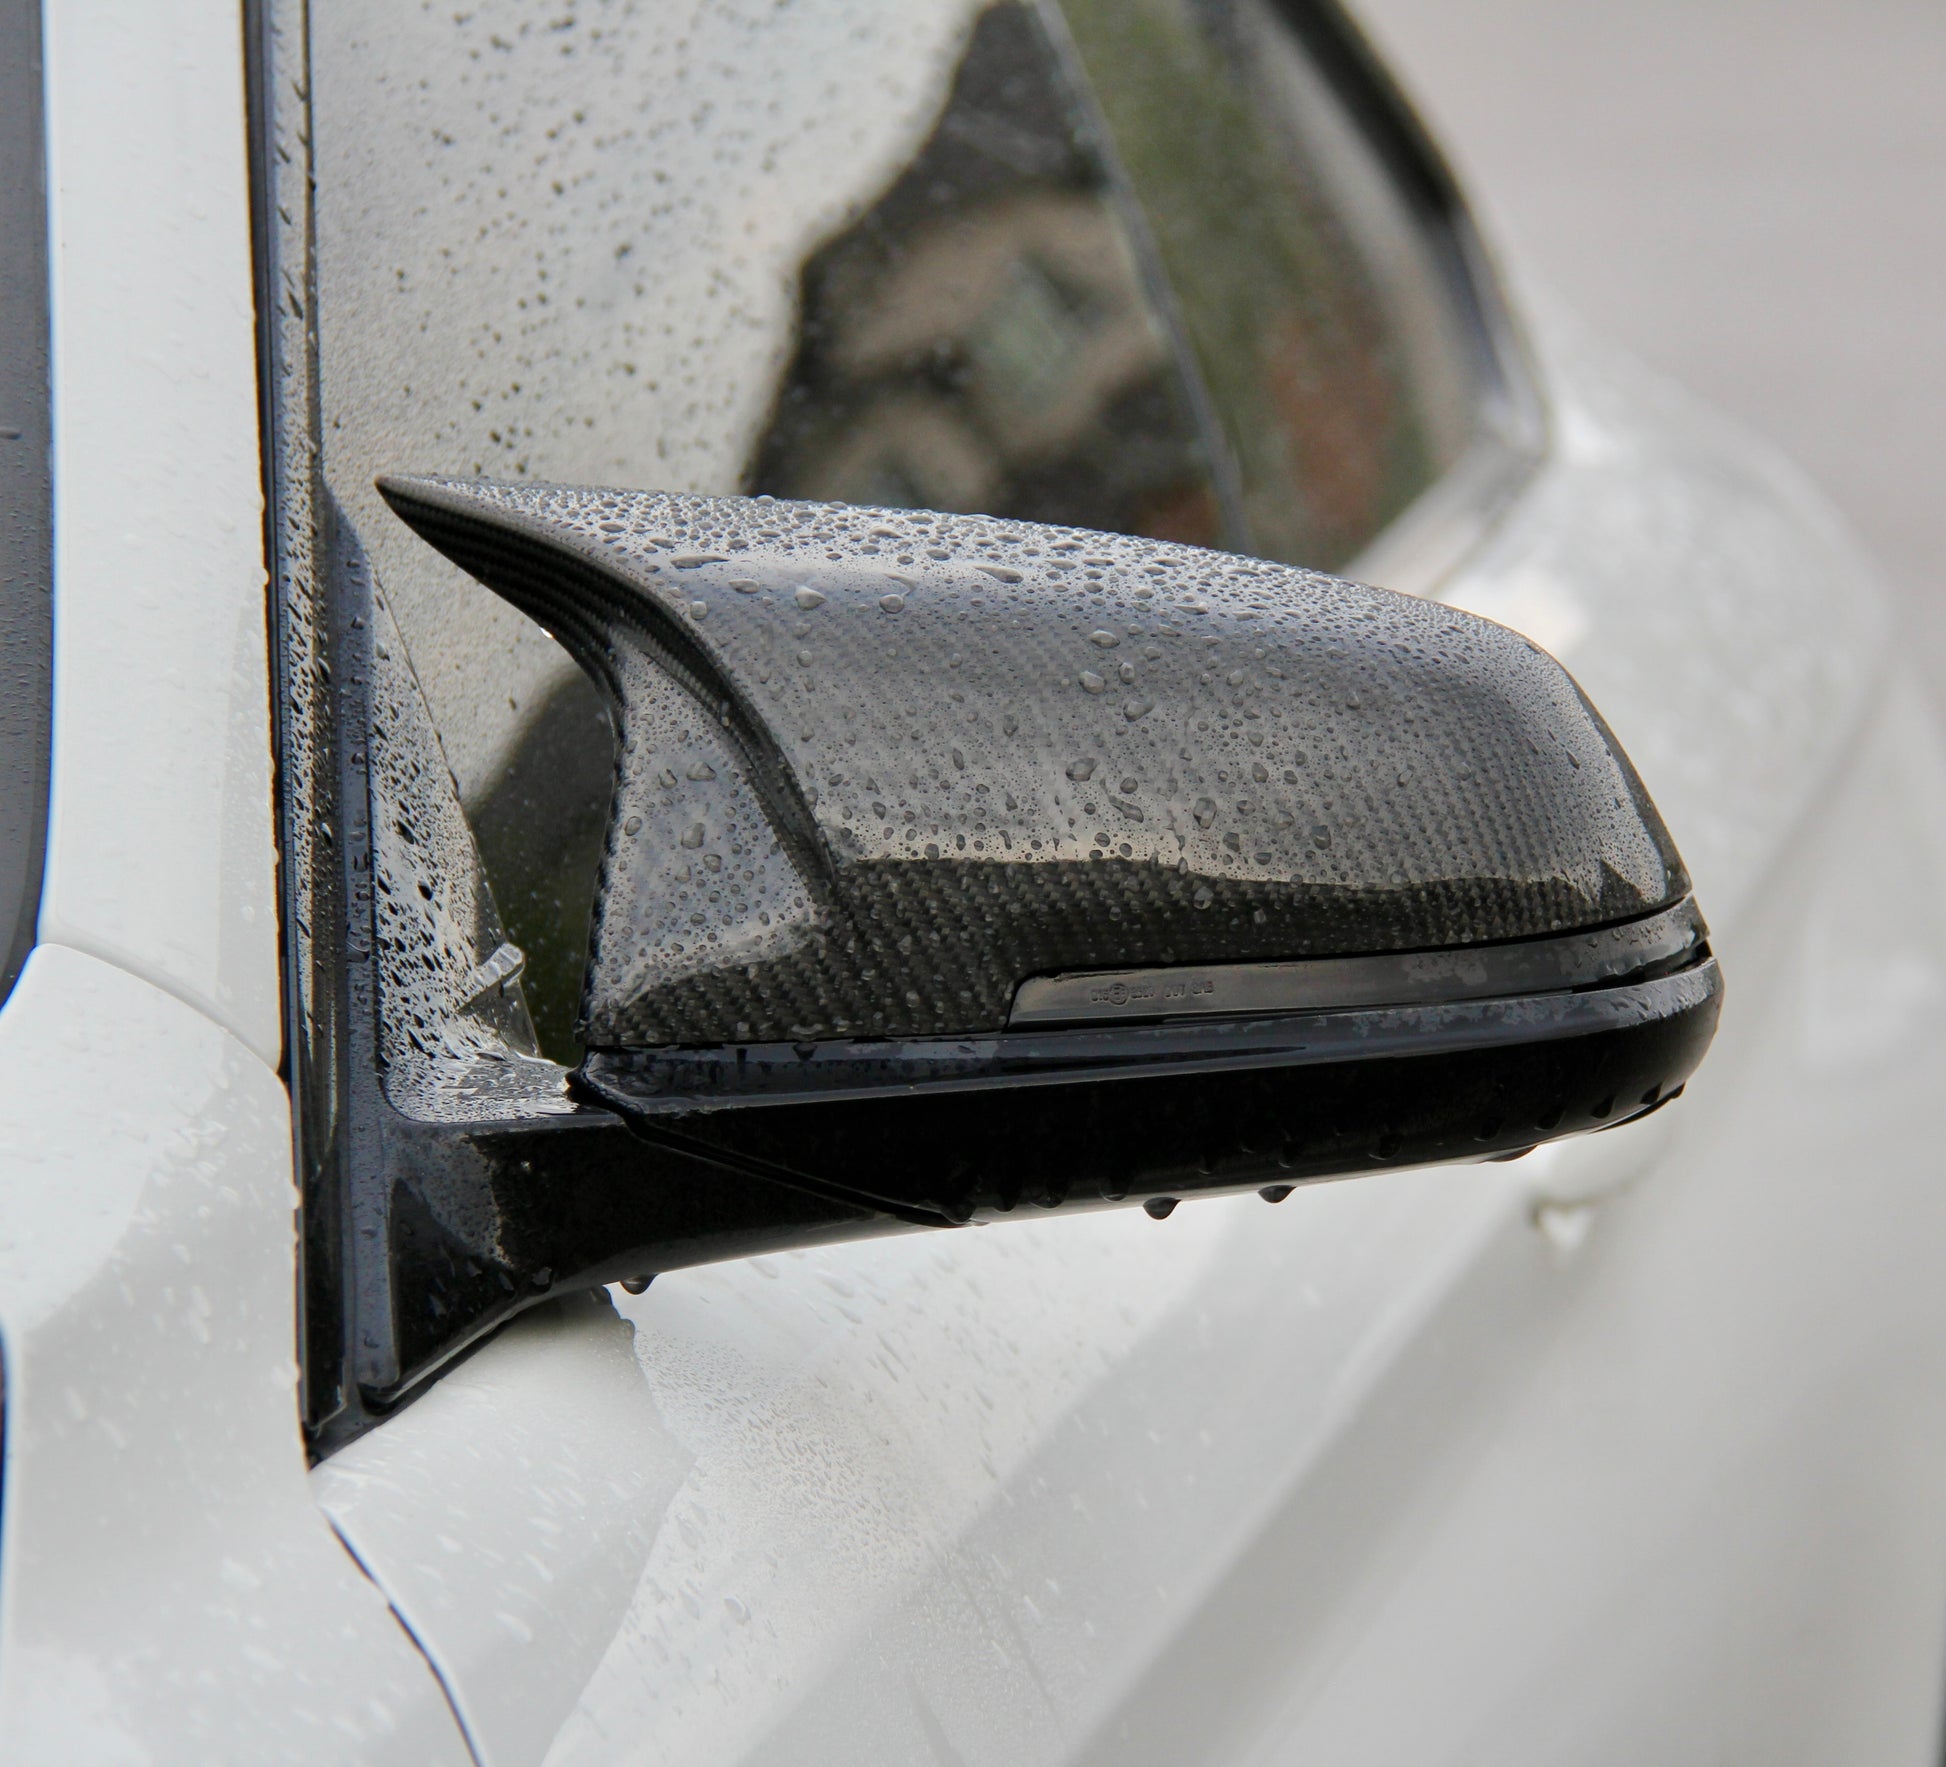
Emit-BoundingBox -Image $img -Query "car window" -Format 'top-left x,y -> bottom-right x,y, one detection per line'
1059,0 -> 1481,568
0,0 -> 51,1012
305,0 -> 1519,1062
746,2 -> 1232,550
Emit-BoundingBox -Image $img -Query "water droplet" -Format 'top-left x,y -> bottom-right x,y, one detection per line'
681,823 -> 705,849
623,815 -> 642,836
1090,629 -> 1120,649
1123,698 -> 1152,721
1144,1196 -> 1179,1220
879,593 -> 906,612
1080,670 -> 1107,694
794,585 -> 826,609
689,601 -> 708,620
1119,777 -> 1138,793
1259,1185 -> 1293,1204
1193,797 -> 1217,830
977,564 -> 1021,583
1311,825 -> 1332,850
1067,758 -> 1096,781
685,761 -> 716,780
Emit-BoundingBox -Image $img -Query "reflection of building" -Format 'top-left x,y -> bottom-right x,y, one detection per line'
788,191 -> 1173,511
747,2 -> 1224,549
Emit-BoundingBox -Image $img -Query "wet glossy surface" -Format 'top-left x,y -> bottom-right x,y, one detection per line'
308,0 -> 1518,1058
1007,895 -> 1705,1024
0,947 -> 467,1762
587,963 -> 1720,1220
325,310 -> 1931,1765
381,476 -> 1689,1045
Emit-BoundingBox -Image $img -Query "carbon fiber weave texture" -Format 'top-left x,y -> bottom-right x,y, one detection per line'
378,476 -> 1689,1045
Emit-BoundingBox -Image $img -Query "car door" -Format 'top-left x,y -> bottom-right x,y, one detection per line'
265,2 -> 1946,1764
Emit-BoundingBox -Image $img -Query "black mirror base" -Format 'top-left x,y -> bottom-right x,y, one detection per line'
582,958 -> 1721,1224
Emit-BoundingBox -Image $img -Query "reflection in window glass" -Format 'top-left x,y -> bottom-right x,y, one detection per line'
748,3 -> 1227,550
1058,0 -> 1477,569
308,0 -> 1495,1057
313,0 -> 998,1055
755,0 -> 1481,573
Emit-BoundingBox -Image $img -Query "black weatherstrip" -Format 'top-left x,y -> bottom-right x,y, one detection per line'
0,0 -> 53,1009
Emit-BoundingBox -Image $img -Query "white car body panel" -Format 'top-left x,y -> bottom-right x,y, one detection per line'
37,0 -> 280,1069
0,947 -> 466,1764
5,4 -> 1944,1763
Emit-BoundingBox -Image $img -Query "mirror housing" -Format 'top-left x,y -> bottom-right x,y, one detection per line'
374,475 -> 1718,1230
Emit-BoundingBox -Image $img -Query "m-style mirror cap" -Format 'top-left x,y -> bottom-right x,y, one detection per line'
377,475 -> 1719,1233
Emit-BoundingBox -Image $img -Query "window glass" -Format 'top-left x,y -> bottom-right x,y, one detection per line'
747,3 -> 1228,549
0,0 -> 52,1012
1058,0 -> 1478,569
308,0 -> 1501,1057
312,0 -> 999,1054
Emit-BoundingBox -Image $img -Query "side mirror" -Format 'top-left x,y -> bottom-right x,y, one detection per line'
377,475 -> 1718,1229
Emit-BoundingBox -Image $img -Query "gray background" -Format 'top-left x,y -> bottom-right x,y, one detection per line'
1352,0 -> 1946,705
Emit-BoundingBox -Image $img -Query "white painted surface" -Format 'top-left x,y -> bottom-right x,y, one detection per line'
314,1293 -> 688,1767
37,0 -> 281,1067
0,947 -> 467,1764
1438,304 -> 1888,935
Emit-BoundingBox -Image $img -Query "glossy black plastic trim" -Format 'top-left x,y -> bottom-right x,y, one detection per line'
583,941 -> 1713,1106
0,0 -> 52,1010
583,958 -> 1721,1223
